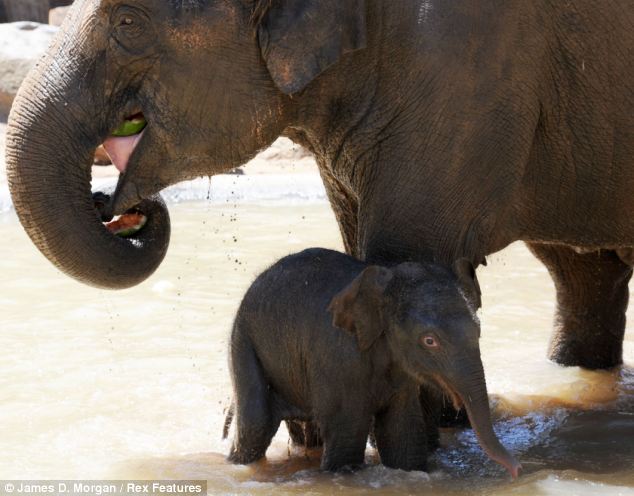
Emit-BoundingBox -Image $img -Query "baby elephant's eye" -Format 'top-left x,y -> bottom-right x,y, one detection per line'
421,335 -> 439,348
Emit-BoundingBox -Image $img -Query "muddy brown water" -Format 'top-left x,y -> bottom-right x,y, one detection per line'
1,196 -> 634,495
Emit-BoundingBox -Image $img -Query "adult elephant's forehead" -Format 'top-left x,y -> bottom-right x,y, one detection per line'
164,2 -> 250,49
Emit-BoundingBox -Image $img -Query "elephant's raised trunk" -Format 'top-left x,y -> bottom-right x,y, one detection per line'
6,33 -> 170,290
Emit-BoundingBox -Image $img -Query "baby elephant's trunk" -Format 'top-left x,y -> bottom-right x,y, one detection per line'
452,362 -> 522,478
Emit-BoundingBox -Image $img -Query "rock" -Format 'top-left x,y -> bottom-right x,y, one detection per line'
0,22 -> 58,117
1,0 -> 50,23
48,5 -> 70,26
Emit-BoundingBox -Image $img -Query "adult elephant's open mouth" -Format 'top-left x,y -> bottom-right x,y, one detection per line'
7,65 -> 171,290
102,113 -> 147,174
78,112 -> 172,287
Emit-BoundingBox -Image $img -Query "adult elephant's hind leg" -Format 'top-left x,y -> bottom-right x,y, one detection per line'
527,243 -> 633,369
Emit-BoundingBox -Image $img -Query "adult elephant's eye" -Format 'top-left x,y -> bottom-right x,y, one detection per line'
117,12 -> 141,34
111,6 -> 153,54
112,7 -> 147,39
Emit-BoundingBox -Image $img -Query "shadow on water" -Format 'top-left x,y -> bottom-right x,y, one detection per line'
525,408 -> 634,472
518,366 -> 634,473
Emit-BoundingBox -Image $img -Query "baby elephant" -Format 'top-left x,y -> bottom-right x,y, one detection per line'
225,248 -> 520,477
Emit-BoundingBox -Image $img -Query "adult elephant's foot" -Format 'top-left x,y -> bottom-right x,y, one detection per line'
528,243 -> 633,369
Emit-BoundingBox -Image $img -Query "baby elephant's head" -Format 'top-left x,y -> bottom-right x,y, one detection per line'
328,259 -> 521,478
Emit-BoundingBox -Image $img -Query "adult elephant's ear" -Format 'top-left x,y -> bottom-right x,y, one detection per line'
328,266 -> 393,351
256,0 -> 367,95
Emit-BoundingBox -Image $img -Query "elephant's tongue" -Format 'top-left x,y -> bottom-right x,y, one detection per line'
102,129 -> 145,173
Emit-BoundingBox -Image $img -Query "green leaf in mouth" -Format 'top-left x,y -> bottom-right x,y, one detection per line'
111,115 -> 147,137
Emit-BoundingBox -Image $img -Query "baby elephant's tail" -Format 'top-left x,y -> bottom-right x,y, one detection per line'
222,402 -> 235,439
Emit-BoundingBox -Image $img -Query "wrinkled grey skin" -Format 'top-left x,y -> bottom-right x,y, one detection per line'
225,248 -> 520,476
6,0 -> 634,369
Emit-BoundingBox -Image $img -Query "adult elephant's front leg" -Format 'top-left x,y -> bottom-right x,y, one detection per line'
528,243 -> 633,369
318,165 -> 359,256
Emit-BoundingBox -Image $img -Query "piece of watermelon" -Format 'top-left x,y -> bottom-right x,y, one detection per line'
105,212 -> 147,237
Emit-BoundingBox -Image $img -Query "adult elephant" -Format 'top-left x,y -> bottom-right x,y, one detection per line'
6,0 -> 634,370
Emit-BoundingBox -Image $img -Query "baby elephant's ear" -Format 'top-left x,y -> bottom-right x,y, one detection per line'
256,0 -> 367,95
452,258 -> 482,309
328,266 -> 393,351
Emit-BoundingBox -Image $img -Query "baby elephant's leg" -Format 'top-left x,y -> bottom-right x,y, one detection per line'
319,412 -> 371,471
374,388 -> 428,471
418,383 -> 445,449
228,340 -> 280,464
